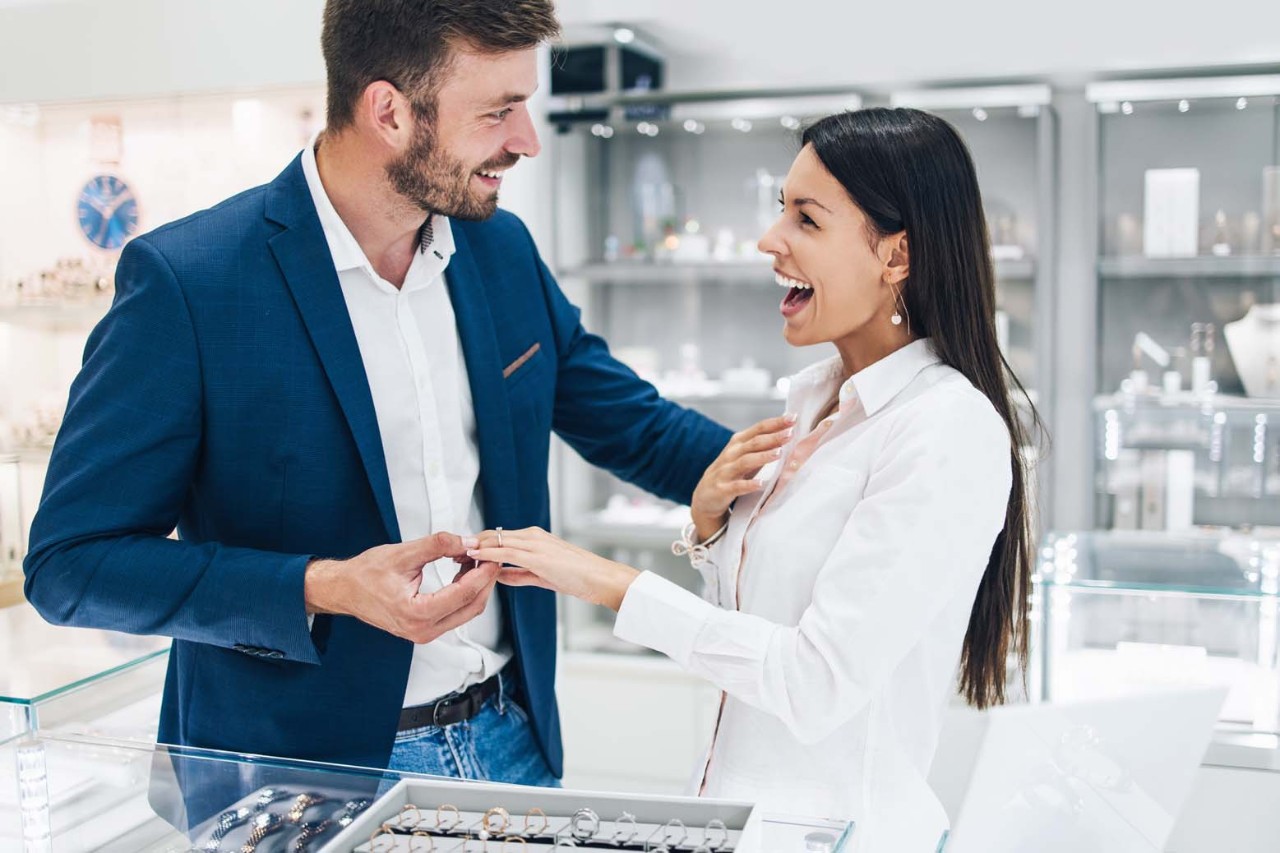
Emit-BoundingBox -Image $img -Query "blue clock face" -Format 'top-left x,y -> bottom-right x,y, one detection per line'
77,174 -> 140,250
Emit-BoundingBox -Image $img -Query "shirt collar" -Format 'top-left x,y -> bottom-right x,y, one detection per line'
300,132 -> 455,276
841,338 -> 941,415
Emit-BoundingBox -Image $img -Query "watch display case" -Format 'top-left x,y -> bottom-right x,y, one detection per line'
0,602 -> 168,742
0,733 -> 854,852
1031,528 -> 1280,737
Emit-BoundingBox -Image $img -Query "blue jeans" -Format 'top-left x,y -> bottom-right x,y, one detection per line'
388,673 -> 560,788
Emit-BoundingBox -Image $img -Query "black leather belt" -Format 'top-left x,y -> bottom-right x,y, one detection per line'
398,673 -> 501,731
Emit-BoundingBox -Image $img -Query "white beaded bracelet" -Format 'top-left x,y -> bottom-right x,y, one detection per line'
671,519 -> 729,568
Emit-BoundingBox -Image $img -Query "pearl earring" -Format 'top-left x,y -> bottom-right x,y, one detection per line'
890,282 -> 906,328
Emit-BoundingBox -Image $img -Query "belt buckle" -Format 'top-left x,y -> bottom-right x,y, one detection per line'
432,695 -> 457,727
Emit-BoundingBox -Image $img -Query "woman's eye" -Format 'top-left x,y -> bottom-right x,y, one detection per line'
799,213 -> 817,228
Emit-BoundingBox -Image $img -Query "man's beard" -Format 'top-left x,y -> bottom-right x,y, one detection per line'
385,119 -> 517,222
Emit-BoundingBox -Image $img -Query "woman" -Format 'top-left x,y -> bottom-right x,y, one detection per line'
467,108 -> 1040,850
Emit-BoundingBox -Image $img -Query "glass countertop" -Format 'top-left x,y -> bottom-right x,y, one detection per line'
0,602 -> 169,705
1037,529 -> 1280,597
0,733 -> 853,852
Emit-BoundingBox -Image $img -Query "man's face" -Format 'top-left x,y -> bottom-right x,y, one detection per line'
386,46 -> 541,221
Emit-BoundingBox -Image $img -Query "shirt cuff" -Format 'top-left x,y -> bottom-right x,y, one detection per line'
613,571 -> 717,666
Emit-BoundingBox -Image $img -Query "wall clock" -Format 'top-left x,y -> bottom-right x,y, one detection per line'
76,174 -> 139,250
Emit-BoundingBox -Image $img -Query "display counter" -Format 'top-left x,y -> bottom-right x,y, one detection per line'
0,732 -> 854,852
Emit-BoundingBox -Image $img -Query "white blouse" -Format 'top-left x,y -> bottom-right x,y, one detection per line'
614,339 -> 1012,852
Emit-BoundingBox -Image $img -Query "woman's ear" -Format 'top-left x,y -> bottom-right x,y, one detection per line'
882,231 -> 909,285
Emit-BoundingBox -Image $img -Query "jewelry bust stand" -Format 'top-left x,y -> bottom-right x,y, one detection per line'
1224,304 -> 1280,398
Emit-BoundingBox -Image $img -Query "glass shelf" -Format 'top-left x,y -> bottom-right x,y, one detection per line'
1099,255 -> 1280,279
565,257 -> 1037,283
0,302 -> 109,332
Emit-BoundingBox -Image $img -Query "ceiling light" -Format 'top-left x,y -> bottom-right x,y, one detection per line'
972,107 -> 988,121
1121,101 -> 1134,115
1178,99 -> 1190,113
1237,97 -> 1248,110
780,115 -> 801,130
731,118 -> 753,133
613,27 -> 635,44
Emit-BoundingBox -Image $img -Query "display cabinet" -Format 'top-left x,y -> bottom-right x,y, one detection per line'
548,86 -> 1056,653
1087,75 -> 1280,400
1094,393 -> 1280,530
0,602 -> 168,742
889,85 -> 1056,397
0,732 -> 855,852
548,91 -> 863,654
1031,528 -> 1280,738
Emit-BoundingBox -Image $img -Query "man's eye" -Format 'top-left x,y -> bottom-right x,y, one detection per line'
491,108 -> 512,120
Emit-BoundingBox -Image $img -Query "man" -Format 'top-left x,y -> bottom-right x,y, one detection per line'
24,0 -> 729,788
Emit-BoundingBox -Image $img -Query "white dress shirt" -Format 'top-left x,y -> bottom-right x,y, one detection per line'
614,339 -> 1012,852
302,139 -> 511,708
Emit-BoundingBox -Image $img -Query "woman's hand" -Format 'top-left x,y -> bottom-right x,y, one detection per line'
689,413 -> 796,540
467,527 -> 640,612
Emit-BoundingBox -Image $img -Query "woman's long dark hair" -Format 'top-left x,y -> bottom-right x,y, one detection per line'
803,108 -> 1045,709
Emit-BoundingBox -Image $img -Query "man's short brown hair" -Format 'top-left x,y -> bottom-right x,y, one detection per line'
321,0 -> 561,130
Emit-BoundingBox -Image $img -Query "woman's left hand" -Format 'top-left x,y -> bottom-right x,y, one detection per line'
467,527 -> 640,612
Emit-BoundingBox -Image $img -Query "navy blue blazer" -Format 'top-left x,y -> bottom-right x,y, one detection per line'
23,155 -> 730,776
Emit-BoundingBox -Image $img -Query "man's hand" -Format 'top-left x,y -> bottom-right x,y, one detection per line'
304,532 -> 500,644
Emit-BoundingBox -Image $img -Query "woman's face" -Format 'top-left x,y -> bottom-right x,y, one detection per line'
758,144 -> 904,351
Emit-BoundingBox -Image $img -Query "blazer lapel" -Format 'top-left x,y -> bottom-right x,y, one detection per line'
264,157 -> 401,543
446,226 -> 519,529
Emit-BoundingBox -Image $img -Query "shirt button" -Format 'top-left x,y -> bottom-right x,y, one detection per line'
788,461 -> 800,469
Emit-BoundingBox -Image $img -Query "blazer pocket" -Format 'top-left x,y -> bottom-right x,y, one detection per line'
502,342 -> 544,386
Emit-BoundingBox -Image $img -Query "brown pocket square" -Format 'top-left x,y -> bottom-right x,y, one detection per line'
502,342 -> 542,379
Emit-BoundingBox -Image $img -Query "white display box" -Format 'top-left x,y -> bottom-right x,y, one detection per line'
1143,168 -> 1200,257
322,777 -> 853,852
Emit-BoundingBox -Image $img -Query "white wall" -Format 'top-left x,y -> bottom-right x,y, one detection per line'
564,0 -> 1280,91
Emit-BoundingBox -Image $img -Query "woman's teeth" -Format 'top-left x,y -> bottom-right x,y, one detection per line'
775,272 -> 812,290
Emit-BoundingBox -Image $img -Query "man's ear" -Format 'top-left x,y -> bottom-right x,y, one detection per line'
882,231 -> 909,285
359,80 -> 416,149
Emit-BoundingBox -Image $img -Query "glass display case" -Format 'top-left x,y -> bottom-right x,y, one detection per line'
548,91 -> 863,654
0,602 -> 168,742
548,86 -> 1056,653
0,732 -> 854,852
1087,74 -> 1280,400
1094,393 -> 1280,530
889,85 -> 1056,396
1031,528 -> 1280,738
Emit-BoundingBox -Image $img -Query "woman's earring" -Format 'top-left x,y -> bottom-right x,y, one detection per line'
890,282 -> 906,329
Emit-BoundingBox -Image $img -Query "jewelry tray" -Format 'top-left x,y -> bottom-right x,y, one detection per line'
320,776 -> 764,852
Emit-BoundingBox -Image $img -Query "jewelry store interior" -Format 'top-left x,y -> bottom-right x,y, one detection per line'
2,1 -> 1280,851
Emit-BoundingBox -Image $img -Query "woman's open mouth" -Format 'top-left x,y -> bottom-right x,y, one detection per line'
777,271 -> 814,317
